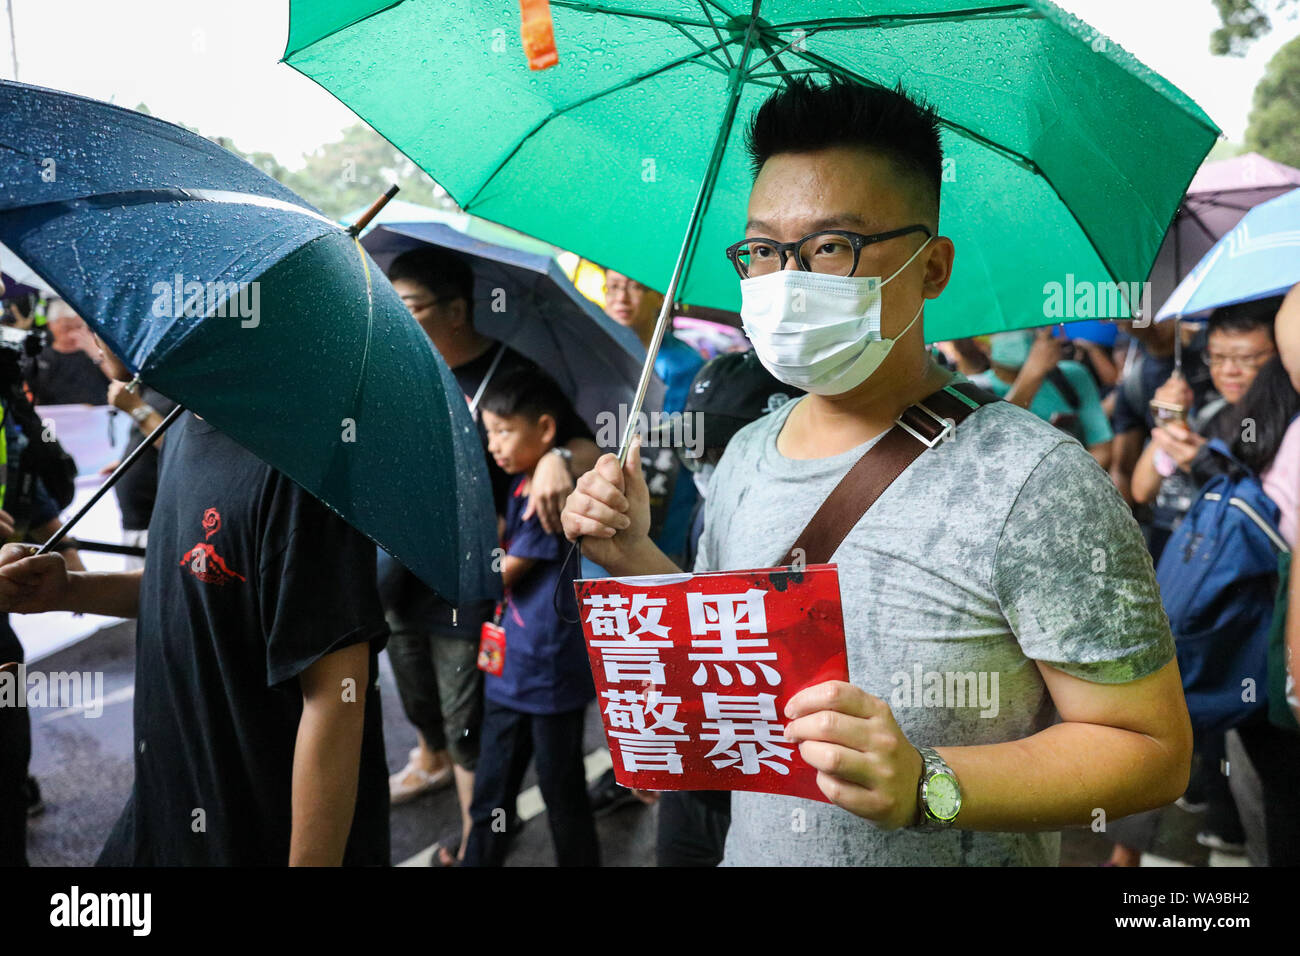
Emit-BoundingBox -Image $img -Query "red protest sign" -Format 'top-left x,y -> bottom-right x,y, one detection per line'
574,565 -> 848,803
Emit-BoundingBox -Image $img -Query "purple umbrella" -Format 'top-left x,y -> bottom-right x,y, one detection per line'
1148,152 -> 1300,312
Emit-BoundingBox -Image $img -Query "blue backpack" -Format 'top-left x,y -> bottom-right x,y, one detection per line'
1154,439 -> 1291,735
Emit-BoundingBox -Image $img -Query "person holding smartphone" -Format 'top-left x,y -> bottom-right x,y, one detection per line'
1131,298 -> 1282,560
1119,296 -> 1285,868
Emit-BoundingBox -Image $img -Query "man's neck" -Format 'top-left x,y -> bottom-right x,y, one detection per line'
634,317 -> 659,350
443,333 -> 497,371
778,353 -> 953,459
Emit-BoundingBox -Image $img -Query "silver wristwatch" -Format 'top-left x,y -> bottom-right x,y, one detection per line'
913,746 -> 962,829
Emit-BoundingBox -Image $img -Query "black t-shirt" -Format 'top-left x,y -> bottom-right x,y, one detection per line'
29,347 -> 109,406
112,387 -> 178,531
97,413 -> 390,866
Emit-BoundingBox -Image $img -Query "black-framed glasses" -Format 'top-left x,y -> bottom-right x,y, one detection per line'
725,224 -> 932,279
1201,349 -> 1275,371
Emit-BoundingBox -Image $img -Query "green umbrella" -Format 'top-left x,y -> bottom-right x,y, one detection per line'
285,0 -> 1217,451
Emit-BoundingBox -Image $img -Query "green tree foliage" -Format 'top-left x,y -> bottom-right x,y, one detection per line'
1245,34 -> 1300,166
280,122 -> 456,220
206,134 -> 294,185
135,102 -> 456,221
1212,0 -> 1298,55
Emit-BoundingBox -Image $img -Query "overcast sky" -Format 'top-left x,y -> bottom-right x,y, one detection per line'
4,0 -> 1297,170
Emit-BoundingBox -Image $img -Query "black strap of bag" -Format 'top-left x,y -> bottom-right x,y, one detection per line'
779,381 -> 1000,567
1045,366 -> 1080,410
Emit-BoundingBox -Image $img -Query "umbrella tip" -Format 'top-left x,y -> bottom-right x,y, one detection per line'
347,184 -> 401,237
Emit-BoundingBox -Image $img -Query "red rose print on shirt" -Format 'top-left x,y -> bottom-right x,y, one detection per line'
182,507 -> 245,585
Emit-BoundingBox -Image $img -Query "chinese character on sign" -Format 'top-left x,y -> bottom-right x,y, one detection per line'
686,589 -> 780,686
575,564 -> 848,802
586,593 -> 672,684
699,692 -> 793,774
603,688 -> 690,774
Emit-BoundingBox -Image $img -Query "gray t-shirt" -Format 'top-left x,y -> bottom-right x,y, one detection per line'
695,391 -> 1174,866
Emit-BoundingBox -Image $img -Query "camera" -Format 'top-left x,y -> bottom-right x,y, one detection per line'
0,323 -> 48,359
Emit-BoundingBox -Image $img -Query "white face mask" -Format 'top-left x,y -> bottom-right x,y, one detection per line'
739,235 -> 932,395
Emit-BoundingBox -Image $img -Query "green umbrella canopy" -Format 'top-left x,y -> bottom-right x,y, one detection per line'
284,0 -> 1219,342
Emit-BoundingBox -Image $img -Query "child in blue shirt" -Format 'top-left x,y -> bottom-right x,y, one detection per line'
462,368 -> 598,866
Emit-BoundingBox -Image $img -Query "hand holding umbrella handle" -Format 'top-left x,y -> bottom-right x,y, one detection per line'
36,404 -> 186,556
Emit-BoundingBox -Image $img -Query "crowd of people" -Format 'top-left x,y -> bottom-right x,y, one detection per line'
0,76 -> 1296,867
936,297 -> 1300,866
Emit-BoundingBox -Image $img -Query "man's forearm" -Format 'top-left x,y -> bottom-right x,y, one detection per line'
935,721 -> 1186,832
1004,368 -> 1048,409
563,437 -> 601,477
597,536 -> 681,578
290,695 -> 365,866
66,570 -> 143,618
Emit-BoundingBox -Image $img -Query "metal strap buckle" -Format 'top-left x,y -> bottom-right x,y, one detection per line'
895,402 -> 954,449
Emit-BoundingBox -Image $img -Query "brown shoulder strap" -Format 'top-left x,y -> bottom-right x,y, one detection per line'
779,381 -> 999,567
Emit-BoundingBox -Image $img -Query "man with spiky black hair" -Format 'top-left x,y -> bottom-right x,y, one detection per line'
564,77 -> 1192,866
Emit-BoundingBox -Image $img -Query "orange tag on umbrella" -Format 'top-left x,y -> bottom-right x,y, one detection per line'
519,0 -> 558,71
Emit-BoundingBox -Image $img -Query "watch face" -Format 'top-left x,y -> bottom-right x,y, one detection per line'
925,773 -> 961,821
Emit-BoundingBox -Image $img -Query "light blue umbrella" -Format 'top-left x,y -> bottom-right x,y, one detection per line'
1157,187 -> 1300,320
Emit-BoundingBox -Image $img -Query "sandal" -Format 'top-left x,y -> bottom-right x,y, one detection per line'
389,748 -> 454,805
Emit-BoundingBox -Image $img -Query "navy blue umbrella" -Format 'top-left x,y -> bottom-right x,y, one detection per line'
363,221 -> 665,435
0,80 -> 499,605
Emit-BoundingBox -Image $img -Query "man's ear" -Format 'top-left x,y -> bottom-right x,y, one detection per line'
446,297 -> 471,330
922,235 -> 956,300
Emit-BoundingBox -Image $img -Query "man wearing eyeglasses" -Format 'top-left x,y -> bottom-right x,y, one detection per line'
562,77 -> 1191,867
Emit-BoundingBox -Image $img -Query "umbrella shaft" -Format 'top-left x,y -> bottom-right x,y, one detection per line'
617,1 -> 763,465
37,404 -> 185,556
62,538 -> 147,558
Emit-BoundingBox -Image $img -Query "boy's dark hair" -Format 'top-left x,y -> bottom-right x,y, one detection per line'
1207,295 -> 1282,341
745,76 -> 944,221
480,366 -> 578,439
387,246 -> 475,308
